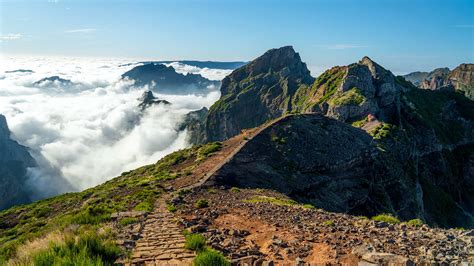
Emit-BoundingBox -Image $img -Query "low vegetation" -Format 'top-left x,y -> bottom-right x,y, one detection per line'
193,248 -> 230,266
372,213 -> 401,224
166,203 -> 177,213
0,142 -> 223,262
323,220 -> 335,227
329,87 -> 366,106
183,232 -> 229,266
369,123 -> 394,140
119,217 -> 139,226
184,233 -> 206,252
195,199 -> 209,208
244,195 -> 298,206
407,219 -> 424,227
31,232 -> 120,266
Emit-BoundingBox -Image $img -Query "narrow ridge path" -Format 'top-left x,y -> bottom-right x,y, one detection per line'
128,196 -> 194,265
126,114 -> 300,265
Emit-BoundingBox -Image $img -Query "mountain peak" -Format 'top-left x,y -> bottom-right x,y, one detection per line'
0,115 -> 10,138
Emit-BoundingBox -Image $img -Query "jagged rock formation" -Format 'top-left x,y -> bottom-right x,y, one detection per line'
0,115 -> 37,210
178,107 -> 208,144
404,64 -> 474,99
201,46 -> 314,142
184,46 -> 474,228
137,91 -> 170,111
122,64 -> 220,94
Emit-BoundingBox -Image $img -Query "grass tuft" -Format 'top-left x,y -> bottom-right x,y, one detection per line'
193,248 -> 230,266
195,199 -> 209,209
184,234 -> 206,252
372,213 -> 401,224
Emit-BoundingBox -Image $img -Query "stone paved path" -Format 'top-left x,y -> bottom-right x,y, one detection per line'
127,197 -> 195,266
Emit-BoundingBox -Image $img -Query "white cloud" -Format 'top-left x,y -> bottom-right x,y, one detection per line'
165,62 -> 233,81
65,28 -> 97,33
0,33 -> 22,41
0,56 -> 221,194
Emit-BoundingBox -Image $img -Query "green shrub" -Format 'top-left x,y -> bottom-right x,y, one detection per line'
134,201 -> 154,212
195,199 -> 209,209
72,206 -> 111,225
372,213 -> 401,224
32,233 -> 121,266
193,248 -> 230,266
197,142 -> 222,159
244,196 -> 297,206
230,187 -> 240,193
167,204 -> 177,213
322,220 -> 334,226
119,217 -> 139,226
185,234 -> 206,252
407,218 -> 424,227
330,87 -> 366,106
302,204 -> 315,209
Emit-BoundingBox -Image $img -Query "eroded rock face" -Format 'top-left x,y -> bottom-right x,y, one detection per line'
404,64 -> 474,100
0,115 -> 37,210
208,114 -> 474,228
203,46 -> 314,142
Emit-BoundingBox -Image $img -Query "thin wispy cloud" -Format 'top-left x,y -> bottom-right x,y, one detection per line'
65,28 -> 97,33
0,33 -> 22,41
454,24 -> 474,28
325,44 -> 369,50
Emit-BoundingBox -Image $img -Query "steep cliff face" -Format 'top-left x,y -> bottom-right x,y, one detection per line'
203,46 -> 314,141
209,114 -> 474,228
0,115 -> 37,210
448,64 -> 474,99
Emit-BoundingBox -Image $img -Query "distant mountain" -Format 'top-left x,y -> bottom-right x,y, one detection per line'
153,61 -> 247,70
404,65 -> 474,99
0,115 -> 37,210
32,76 -> 73,87
121,64 -> 220,94
5,69 -> 34,74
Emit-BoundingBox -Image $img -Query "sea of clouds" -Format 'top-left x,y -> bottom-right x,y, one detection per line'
0,56 -> 230,199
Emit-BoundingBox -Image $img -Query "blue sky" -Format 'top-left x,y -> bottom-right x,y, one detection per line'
1,0 -> 473,74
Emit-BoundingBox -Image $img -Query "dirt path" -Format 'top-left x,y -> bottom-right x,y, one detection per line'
126,114 -> 294,265
127,196 -> 194,265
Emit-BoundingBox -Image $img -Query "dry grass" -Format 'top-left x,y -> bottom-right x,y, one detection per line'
7,230 -> 66,265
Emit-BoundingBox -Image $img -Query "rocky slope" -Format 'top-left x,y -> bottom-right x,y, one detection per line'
137,90 -> 170,111
1,114 -> 472,265
185,46 -> 474,228
0,115 -> 37,210
122,63 -> 220,94
404,64 -> 474,99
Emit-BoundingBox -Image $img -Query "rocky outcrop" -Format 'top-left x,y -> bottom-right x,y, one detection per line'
207,114 -> 474,228
179,107 -> 208,144
137,90 -> 170,111
122,64 -> 220,94
448,64 -> 474,99
202,46 -> 314,142
0,115 -> 37,210
404,64 -> 474,99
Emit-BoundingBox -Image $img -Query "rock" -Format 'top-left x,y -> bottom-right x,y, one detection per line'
361,252 -> 412,265
137,90 -> 170,111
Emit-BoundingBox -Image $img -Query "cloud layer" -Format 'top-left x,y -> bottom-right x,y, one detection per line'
0,56 -> 221,194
